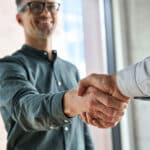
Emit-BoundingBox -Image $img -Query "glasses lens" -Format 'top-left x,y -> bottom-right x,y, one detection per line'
47,3 -> 60,14
30,2 -> 44,14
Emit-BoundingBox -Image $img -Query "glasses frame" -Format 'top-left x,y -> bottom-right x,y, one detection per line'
17,1 -> 60,14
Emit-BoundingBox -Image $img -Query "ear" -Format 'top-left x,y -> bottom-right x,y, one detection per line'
16,14 -> 23,26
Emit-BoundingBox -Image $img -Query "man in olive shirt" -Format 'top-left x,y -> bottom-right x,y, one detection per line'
0,0 -> 128,149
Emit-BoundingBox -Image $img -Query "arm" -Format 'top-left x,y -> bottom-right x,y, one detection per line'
79,57 -> 150,99
0,60 -> 71,132
0,59 -> 128,131
117,57 -> 150,97
78,74 -> 129,128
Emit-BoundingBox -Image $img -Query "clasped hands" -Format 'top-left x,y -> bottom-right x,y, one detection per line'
64,74 -> 129,128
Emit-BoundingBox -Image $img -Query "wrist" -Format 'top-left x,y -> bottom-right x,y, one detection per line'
111,74 -> 129,101
63,89 -> 78,117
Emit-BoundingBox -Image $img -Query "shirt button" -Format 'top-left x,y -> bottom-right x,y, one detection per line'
44,52 -> 48,55
50,126 -> 55,129
64,127 -> 69,131
64,120 -> 69,123
58,81 -> 61,86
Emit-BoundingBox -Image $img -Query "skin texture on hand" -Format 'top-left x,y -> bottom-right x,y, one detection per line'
77,74 -> 129,128
63,89 -> 87,117
63,86 -> 128,128
78,73 -> 129,102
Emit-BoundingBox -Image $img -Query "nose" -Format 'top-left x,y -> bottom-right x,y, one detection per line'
41,6 -> 51,16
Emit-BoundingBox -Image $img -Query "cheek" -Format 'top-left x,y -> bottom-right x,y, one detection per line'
30,18 -> 36,28
53,15 -> 58,24
24,15 -> 35,26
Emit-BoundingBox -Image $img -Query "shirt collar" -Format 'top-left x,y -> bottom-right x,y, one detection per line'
21,44 -> 57,62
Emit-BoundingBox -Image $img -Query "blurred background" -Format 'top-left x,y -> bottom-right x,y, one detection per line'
0,0 -> 150,150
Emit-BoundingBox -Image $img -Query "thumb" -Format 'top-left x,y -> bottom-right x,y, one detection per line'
78,73 -> 99,96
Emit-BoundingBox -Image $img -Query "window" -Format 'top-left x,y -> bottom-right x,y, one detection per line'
53,0 -> 86,77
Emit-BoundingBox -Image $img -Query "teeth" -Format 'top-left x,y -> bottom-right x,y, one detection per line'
40,20 -> 50,23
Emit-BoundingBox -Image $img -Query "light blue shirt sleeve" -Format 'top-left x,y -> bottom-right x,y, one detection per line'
117,57 -> 150,97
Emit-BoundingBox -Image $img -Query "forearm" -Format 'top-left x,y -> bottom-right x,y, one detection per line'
11,90 -> 71,131
117,57 -> 150,97
0,78 -> 71,131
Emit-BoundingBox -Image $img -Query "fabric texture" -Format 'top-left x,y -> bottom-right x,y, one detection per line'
0,45 -> 94,150
117,57 -> 150,97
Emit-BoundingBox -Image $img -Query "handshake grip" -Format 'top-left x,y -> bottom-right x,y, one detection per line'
77,73 -> 129,128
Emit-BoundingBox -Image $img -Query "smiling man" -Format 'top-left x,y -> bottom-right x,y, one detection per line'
0,0 -> 94,149
0,0 -> 129,149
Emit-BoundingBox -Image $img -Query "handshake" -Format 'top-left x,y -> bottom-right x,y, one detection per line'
64,73 -> 129,128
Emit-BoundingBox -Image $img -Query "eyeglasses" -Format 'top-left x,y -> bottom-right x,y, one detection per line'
18,1 -> 60,14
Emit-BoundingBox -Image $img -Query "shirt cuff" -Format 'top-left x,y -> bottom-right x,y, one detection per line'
117,64 -> 144,97
51,91 -> 72,126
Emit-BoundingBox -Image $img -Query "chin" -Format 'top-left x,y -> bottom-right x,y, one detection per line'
38,31 -> 52,39
37,28 -> 53,39
38,26 -> 55,36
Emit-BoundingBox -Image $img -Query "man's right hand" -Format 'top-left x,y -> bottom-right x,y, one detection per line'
78,73 -> 129,102
76,73 -> 130,128
63,87 -> 128,128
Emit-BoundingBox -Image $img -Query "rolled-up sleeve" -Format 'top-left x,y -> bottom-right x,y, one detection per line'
117,57 -> 150,97
0,61 -> 71,132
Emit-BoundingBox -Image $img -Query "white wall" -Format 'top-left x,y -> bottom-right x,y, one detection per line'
0,1 -> 25,149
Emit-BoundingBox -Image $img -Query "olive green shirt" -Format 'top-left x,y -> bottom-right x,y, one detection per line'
0,45 -> 94,150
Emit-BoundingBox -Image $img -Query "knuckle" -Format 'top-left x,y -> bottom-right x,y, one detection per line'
109,117 -> 115,123
121,111 -> 125,116
90,73 -> 97,78
107,108 -> 114,115
89,88 -> 97,95
119,102 -> 127,110
105,97 -> 110,106
112,110 -> 117,117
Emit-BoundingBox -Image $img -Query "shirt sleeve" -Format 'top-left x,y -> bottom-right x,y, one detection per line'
117,57 -> 150,97
0,60 -> 72,132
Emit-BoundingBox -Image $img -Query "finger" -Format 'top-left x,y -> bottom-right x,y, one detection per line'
95,91 -> 128,110
92,119 -> 117,128
83,93 -> 125,118
92,119 -> 106,128
85,86 -> 98,94
85,113 -> 95,124
93,103 -> 124,117
80,112 -> 103,126
80,112 -> 87,121
78,74 -> 103,96
93,111 -> 122,123
81,112 -> 120,128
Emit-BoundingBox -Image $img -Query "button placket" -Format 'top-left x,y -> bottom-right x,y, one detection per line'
64,120 -> 69,123
44,52 -> 48,56
64,126 -> 69,131
58,81 -> 62,86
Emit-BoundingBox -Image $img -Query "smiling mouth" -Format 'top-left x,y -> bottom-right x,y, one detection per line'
40,21 -> 50,24
36,17 -> 53,24
39,19 -> 52,23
